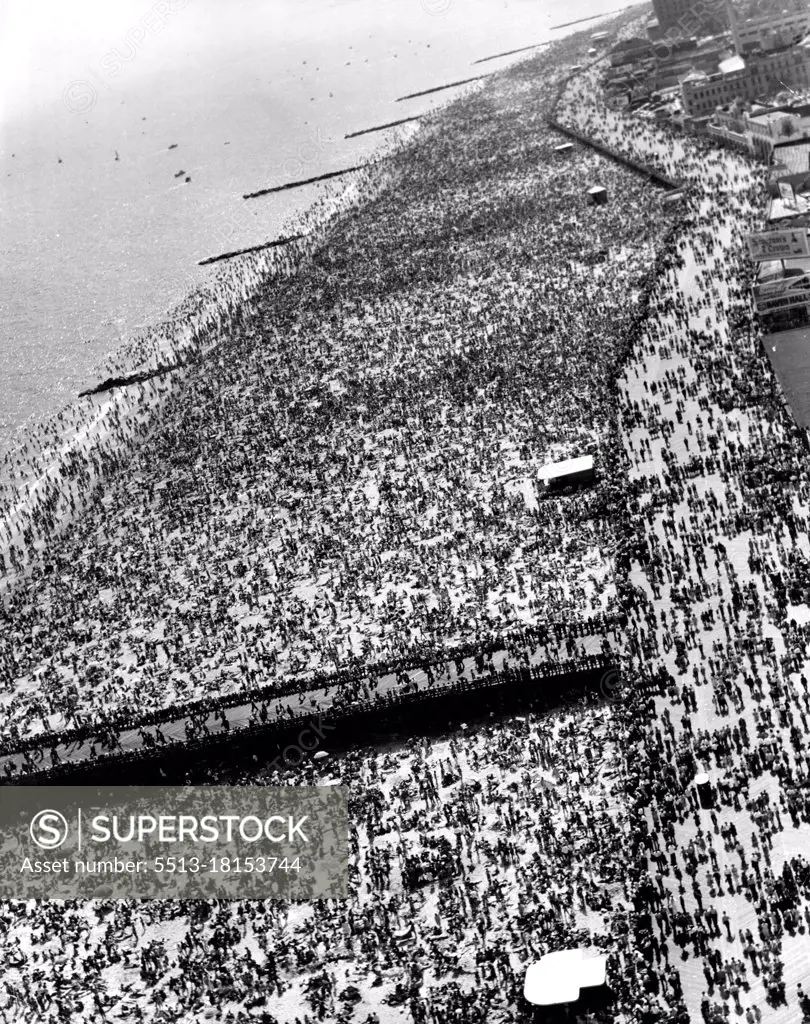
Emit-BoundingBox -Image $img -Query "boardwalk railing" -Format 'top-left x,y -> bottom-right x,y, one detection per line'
3,651 -> 619,785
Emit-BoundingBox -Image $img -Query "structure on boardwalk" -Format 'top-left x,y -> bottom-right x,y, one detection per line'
524,949 -> 608,1007
753,256 -> 810,330
538,454 -> 595,489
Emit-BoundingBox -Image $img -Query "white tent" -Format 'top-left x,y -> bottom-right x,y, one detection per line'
538,454 -> 595,489
524,949 -> 607,1006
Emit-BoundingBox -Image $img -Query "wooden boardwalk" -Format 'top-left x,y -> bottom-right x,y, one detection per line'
0,630 -> 616,782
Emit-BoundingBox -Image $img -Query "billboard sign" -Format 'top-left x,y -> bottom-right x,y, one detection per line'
754,270 -> 810,313
747,229 -> 809,262
756,278 -> 793,299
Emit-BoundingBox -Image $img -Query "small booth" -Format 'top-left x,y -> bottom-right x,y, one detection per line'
663,189 -> 685,209
538,454 -> 595,490
523,950 -> 609,1018
587,185 -> 608,206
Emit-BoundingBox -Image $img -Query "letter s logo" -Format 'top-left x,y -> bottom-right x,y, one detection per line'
30,810 -> 69,849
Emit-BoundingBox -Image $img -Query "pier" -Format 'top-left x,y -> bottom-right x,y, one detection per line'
243,165 -> 367,200
198,234 -> 305,266
395,75 -> 489,103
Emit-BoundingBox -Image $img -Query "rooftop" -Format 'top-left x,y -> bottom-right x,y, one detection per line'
749,110 -> 796,127
769,192 -> 810,221
538,454 -> 595,482
772,138 -> 810,174
524,950 -> 608,1006
680,67 -> 710,84
719,55 -> 747,74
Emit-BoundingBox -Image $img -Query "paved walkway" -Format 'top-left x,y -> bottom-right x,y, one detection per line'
561,63 -> 810,1024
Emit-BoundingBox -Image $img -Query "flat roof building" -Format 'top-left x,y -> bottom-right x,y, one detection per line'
737,9 -> 810,53
650,0 -> 724,33
681,47 -> 810,119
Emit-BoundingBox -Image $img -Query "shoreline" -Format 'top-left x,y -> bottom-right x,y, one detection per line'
0,133 -> 407,586
6,6 -> 810,1022
0,7 -> 633,519
0,9 -> 632,586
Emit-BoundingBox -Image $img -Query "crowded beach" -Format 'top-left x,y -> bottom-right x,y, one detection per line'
0,22 -> 662,747
3,6 -> 810,1024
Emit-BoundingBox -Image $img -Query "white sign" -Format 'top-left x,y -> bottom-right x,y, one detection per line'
753,271 -> 810,312
747,229 -> 809,262
778,181 -> 798,210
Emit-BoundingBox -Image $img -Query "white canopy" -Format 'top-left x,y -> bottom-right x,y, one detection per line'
537,455 -> 594,484
524,949 -> 607,1006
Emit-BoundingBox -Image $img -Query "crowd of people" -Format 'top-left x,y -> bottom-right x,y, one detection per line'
0,616 -> 616,778
561,50 -> 810,1024
0,143 -> 388,592
3,9 -> 810,1024
0,24 -> 664,746
0,692 -> 644,1024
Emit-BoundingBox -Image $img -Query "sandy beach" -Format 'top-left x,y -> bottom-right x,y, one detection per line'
0,14 -> 656,747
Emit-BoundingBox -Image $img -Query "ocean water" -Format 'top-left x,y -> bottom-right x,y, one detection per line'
0,0 -> 627,459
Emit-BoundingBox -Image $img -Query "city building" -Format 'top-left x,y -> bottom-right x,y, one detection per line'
609,37 -> 656,67
650,0 -> 726,34
709,103 -> 808,157
748,109 -> 804,156
736,9 -> 810,53
680,46 -> 810,118
603,38 -> 722,103
753,256 -> 810,330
